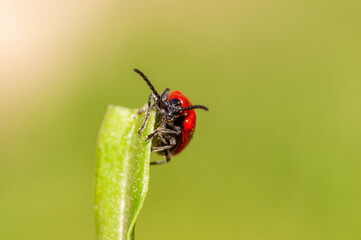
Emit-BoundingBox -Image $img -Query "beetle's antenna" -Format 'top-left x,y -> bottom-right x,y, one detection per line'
183,105 -> 209,111
133,68 -> 162,101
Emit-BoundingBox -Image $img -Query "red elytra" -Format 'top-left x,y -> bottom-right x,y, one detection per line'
133,68 -> 208,165
168,90 -> 196,154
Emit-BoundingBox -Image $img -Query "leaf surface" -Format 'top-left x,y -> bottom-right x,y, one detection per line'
95,105 -> 155,240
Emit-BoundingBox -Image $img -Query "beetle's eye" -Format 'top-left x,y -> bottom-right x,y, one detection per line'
169,98 -> 181,106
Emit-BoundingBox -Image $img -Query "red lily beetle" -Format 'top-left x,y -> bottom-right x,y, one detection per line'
133,68 -> 209,165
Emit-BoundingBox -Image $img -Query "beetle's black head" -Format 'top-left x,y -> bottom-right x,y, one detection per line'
163,98 -> 184,124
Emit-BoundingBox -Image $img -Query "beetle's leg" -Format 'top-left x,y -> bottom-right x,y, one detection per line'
160,88 -> 170,101
158,132 -> 169,145
167,125 -> 182,133
150,134 -> 173,165
151,135 -> 176,152
148,88 -> 169,114
150,159 -> 170,165
166,151 -> 172,161
150,152 -> 172,165
138,93 -> 153,134
135,94 -> 154,116
145,126 -> 181,141
153,100 -> 165,114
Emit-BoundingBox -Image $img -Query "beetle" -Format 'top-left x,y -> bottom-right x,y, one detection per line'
133,68 -> 209,165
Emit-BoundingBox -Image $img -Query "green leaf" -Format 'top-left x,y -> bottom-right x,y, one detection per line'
95,105 -> 155,240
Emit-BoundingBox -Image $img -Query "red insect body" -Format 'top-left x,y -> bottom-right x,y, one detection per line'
133,68 -> 208,164
168,91 -> 196,154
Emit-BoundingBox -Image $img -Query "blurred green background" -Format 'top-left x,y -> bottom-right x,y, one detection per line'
1,0 -> 361,239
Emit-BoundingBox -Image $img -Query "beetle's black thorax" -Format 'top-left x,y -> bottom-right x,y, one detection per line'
152,106 -> 185,154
